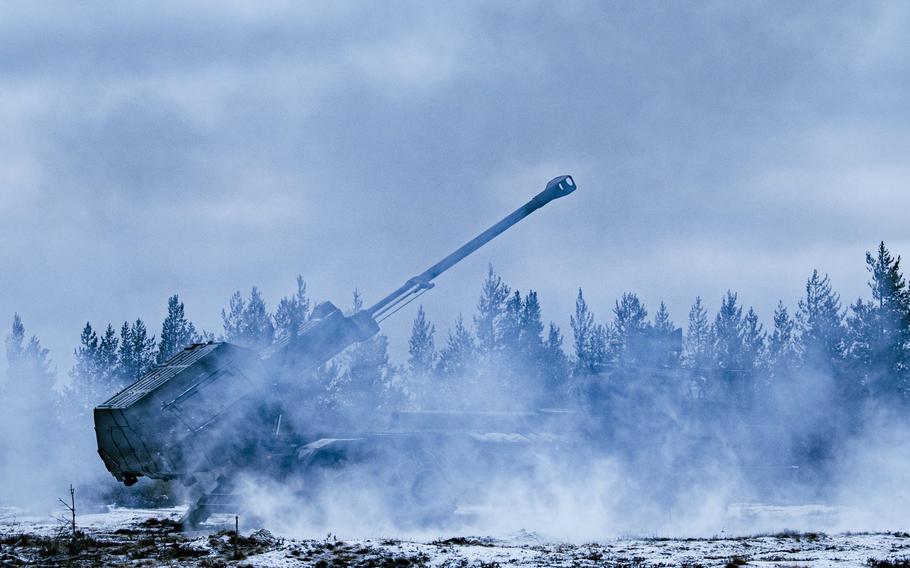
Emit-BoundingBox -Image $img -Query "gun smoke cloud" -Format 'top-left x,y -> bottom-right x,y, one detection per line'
5,241 -> 907,544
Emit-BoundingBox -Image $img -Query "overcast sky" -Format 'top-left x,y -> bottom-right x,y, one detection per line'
1,1 -> 908,377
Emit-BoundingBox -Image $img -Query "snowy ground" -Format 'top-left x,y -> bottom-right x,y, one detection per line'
2,505 -> 909,567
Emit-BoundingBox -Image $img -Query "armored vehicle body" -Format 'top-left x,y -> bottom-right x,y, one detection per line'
94,175 -> 578,526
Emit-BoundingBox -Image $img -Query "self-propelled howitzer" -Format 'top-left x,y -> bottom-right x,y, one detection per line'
94,175 -> 577,489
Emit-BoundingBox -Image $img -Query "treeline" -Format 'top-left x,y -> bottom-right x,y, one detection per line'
2,242 -> 908,430
401,241 -> 910,413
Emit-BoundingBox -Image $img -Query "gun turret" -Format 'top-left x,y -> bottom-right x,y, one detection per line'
94,175 -> 577,486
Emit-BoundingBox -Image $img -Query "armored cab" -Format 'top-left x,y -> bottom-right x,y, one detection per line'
94,175 -> 578,520
95,342 -> 270,485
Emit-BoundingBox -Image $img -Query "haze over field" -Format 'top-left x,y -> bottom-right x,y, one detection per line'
1,2 -> 909,372
3,8 -> 910,567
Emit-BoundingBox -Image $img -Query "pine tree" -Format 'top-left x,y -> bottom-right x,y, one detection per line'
3,314 -> 58,465
654,302 -> 674,335
846,298 -> 874,382
119,319 -> 156,382
846,243 -> 910,398
75,322 -> 99,373
651,301 -> 681,369
868,242 -> 910,316
69,322 -> 100,406
344,333 -> 391,406
741,307 -> 765,371
336,290 -> 394,415
6,314 -> 55,387
497,289 -> 548,394
570,288 -> 596,374
797,270 -> 845,369
407,305 -> 436,378
610,292 -> 649,367
221,287 -> 275,350
519,291 -> 545,361
589,323 -> 609,372
767,301 -> 797,378
437,315 -> 475,378
118,321 -> 136,382
4,314 -> 56,410
684,296 -> 711,369
542,322 -> 570,393
242,287 -> 274,350
5,313 -> 27,374
97,324 -> 120,392
500,290 -> 523,358
712,291 -> 744,370
274,276 -> 310,342
474,265 -> 510,355
132,319 -> 157,378
222,291 -> 245,341
157,295 -> 197,363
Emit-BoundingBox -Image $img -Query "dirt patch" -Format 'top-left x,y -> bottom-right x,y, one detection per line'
431,536 -> 497,547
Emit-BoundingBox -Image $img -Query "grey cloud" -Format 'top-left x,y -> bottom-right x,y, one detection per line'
0,2 -> 908,374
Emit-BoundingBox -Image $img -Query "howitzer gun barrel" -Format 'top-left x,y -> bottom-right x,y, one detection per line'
367,175 -> 577,320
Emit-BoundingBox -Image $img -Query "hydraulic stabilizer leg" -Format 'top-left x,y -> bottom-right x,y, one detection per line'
181,474 -> 241,530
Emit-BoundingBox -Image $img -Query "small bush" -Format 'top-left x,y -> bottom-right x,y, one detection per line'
139,517 -> 182,532
867,558 -> 910,568
162,542 -> 208,560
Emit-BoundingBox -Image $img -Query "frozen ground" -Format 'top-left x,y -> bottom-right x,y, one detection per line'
1,505 -> 909,567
